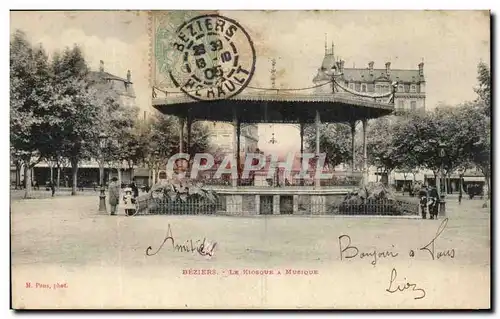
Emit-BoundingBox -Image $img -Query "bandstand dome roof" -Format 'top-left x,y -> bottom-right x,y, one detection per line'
152,88 -> 395,124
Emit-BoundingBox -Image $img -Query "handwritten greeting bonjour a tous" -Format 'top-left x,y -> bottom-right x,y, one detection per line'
146,218 -> 455,300
339,218 -> 455,300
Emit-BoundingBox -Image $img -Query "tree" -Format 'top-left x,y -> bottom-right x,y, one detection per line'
366,117 -> 403,183
10,30 -> 54,198
50,45 -> 101,195
99,92 -> 139,186
471,62 -> 491,201
305,123 -> 352,169
474,61 -> 491,117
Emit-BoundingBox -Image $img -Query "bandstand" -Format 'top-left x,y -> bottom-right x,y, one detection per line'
152,75 -> 397,216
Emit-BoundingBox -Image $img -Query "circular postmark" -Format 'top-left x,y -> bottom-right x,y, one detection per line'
168,14 -> 256,101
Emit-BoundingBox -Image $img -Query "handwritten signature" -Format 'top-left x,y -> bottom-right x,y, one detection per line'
145,224 -> 217,258
420,218 -> 455,260
386,268 -> 426,300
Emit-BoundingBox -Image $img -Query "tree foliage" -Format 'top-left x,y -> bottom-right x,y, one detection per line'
10,30 -> 56,197
474,61 -> 491,116
305,123 -> 352,168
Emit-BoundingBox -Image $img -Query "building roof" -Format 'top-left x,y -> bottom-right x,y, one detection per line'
314,68 -> 423,84
321,53 -> 337,70
89,71 -> 136,99
152,90 -> 394,123
89,71 -> 132,84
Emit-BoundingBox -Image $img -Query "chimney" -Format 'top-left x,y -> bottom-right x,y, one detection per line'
127,70 -> 131,82
99,60 -> 104,73
385,62 -> 391,76
368,61 -> 374,75
418,62 -> 424,77
339,60 -> 345,74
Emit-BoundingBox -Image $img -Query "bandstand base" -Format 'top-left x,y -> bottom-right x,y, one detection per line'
209,186 -> 355,216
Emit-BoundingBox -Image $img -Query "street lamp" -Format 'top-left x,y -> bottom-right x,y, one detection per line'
438,142 -> 447,217
457,167 -> 465,204
438,142 -> 446,195
98,132 -> 108,213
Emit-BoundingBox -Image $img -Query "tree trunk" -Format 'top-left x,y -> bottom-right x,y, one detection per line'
15,161 -> 22,189
117,167 -> 122,187
50,166 -> 54,183
402,173 -> 407,195
486,174 -> 490,199
444,173 -> 448,195
23,163 -> 33,199
71,158 -> 78,196
57,167 -> 61,190
148,168 -> 152,187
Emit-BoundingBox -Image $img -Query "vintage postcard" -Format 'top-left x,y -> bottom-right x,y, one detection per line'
10,10 -> 491,309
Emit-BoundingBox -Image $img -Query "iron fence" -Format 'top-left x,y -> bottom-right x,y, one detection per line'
132,193 -> 419,217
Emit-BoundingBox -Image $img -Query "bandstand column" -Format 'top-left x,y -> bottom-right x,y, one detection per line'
350,121 -> 356,172
315,110 -> 321,188
232,109 -> 239,187
300,122 -> 305,186
236,121 -> 241,184
178,116 -> 185,153
362,119 -> 368,185
186,115 -> 193,154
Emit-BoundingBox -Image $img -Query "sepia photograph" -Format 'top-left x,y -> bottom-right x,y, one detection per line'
9,10 -> 491,309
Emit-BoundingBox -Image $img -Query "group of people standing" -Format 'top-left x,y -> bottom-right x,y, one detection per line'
107,178 -> 139,216
418,184 -> 440,220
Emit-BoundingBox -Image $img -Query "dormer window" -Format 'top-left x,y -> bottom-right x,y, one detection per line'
349,83 -> 355,91
361,84 -> 367,92
410,84 -> 417,92
398,84 -> 405,92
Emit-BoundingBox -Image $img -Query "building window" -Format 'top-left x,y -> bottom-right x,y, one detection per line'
348,83 -> 355,91
398,84 -> 405,92
375,85 -> 380,93
361,84 -> 367,92
398,100 -> 404,110
410,84 -> 417,93
410,101 -> 417,111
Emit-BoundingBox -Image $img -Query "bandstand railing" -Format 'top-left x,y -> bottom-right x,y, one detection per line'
184,169 -> 363,187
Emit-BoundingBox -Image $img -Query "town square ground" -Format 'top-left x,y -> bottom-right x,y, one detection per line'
11,194 -> 490,309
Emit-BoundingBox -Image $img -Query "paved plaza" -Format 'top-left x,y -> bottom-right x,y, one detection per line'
11,194 -> 490,309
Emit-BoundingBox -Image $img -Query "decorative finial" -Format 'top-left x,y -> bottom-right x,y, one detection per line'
270,58 -> 277,89
324,33 -> 327,54
269,132 -> 278,145
331,41 -> 334,56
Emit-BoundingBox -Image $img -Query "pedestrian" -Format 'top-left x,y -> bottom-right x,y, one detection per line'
130,178 -> 139,199
50,180 -> 55,197
428,184 -> 439,220
108,177 -> 120,216
418,186 -> 428,219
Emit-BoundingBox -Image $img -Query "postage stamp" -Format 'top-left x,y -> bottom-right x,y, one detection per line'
151,11 -> 256,101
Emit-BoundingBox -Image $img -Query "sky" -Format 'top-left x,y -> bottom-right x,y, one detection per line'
10,10 -> 490,154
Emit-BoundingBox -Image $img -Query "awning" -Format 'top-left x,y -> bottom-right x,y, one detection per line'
134,168 -> 150,177
463,176 -> 485,182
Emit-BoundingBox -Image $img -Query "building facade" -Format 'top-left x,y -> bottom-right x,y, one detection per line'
313,44 -> 426,112
207,122 -> 259,155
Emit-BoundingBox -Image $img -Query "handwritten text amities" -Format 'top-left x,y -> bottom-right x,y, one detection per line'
145,224 -> 217,258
